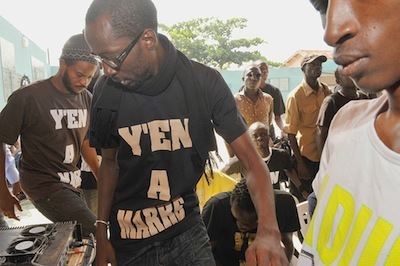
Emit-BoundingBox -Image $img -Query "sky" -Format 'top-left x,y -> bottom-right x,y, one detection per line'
0,0 -> 332,67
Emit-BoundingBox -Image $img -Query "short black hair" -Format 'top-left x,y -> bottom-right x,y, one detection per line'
230,178 -> 255,213
85,0 -> 158,39
242,63 -> 260,78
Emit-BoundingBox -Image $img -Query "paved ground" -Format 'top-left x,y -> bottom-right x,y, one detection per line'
4,198 -> 51,227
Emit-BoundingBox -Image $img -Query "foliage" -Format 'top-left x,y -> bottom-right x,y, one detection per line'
159,17 -> 281,69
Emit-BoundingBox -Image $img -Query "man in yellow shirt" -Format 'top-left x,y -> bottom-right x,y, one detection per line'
283,54 -> 331,198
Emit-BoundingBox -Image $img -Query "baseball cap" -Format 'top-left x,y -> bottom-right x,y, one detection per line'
301,54 -> 327,67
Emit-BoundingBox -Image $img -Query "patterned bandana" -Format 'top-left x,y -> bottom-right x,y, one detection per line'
60,33 -> 97,64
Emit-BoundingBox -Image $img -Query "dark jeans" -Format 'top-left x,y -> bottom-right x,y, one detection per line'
32,188 -> 96,236
291,156 -> 320,202
116,218 -> 215,266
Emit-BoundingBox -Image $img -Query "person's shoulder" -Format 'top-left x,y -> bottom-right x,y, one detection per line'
322,92 -> 338,104
274,189 -> 296,205
266,83 -> 284,99
260,90 -> 274,100
208,191 -> 232,203
339,92 -> 386,113
332,92 -> 388,127
203,191 -> 232,209
287,84 -> 303,99
265,83 -> 280,93
8,79 -> 51,101
190,60 -> 228,91
191,60 -> 220,77
292,80 -> 308,95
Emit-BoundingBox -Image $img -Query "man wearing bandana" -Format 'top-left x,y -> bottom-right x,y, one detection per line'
0,33 -> 100,236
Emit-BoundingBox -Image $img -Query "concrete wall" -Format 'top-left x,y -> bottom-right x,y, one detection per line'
220,59 -> 338,103
0,15 -> 51,108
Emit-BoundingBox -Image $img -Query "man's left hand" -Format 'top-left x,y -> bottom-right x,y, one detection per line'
245,236 -> 289,266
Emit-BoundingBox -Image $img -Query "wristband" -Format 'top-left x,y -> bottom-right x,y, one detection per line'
94,220 -> 109,227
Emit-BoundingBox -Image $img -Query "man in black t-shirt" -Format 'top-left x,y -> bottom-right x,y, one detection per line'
316,68 -> 367,156
202,178 -> 300,265
221,122 -> 309,200
255,60 -> 286,141
84,0 -> 288,264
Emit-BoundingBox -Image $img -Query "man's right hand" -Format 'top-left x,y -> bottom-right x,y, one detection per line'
12,181 -> 26,200
0,192 -> 22,220
297,158 -> 311,180
94,238 -> 117,266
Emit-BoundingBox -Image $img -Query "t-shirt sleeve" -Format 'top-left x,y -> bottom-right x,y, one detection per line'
197,65 -> 247,144
316,96 -> 336,127
273,87 -> 286,116
0,89 -> 26,145
283,94 -> 299,135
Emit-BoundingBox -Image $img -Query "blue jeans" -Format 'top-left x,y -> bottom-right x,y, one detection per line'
116,218 -> 215,266
32,188 -> 96,236
308,192 -> 318,218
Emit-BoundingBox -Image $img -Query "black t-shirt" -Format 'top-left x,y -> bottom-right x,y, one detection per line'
202,190 -> 300,266
91,36 -> 247,252
317,91 -> 366,128
261,83 -> 285,117
268,148 -> 293,172
222,147 -> 293,180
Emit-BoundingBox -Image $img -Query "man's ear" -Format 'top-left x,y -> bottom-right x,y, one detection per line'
59,58 -> 67,70
142,29 -> 158,50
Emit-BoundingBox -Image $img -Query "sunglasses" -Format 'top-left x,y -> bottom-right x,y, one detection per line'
91,30 -> 144,71
246,72 -> 262,79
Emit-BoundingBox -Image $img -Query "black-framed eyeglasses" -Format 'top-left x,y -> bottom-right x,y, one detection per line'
92,30 -> 144,71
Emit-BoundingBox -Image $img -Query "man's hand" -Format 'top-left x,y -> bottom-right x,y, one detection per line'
297,158 -> 311,180
245,235 -> 289,265
0,192 -> 22,221
12,181 -> 26,200
94,238 -> 117,266
301,189 -> 310,199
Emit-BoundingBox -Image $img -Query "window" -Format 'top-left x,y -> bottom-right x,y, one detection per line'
1,37 -> 18,99
31,56 -> 44,81
268,78 -> 289,91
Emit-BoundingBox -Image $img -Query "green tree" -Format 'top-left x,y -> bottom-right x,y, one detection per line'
159,17 -> 280,69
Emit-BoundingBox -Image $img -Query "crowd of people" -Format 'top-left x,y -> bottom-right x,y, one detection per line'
1,0 -> 399,265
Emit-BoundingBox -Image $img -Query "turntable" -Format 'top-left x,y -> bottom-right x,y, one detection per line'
0,222 -> 93,266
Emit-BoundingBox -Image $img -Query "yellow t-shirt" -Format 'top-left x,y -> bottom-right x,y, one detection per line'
196,170 -> 237,211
